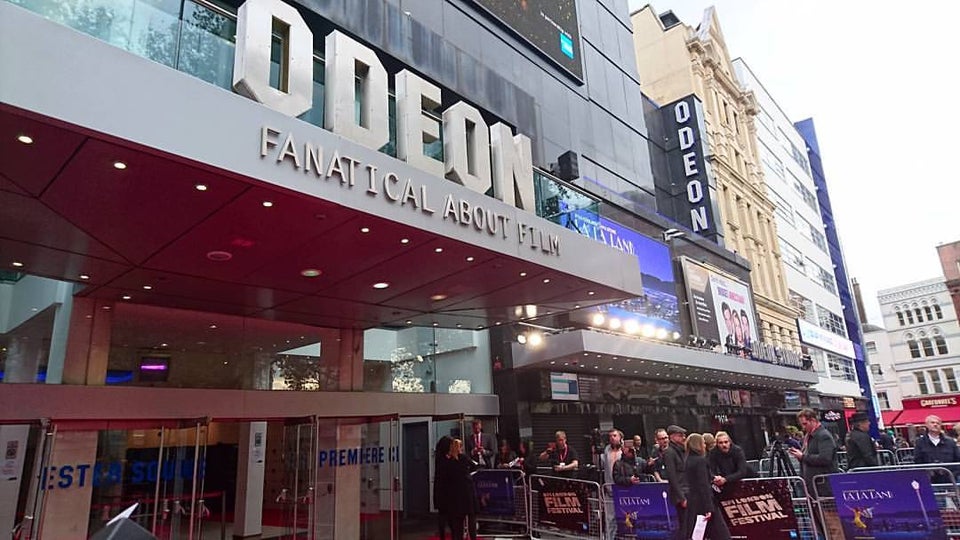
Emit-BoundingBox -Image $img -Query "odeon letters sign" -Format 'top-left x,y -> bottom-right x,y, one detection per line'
235,0 -> 559,256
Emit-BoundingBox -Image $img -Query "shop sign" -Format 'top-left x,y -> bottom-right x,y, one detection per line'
907,396 -> 959,409
237,0 -> 558,254
821,410 -> 843,422
843,397 -> 856,409
751,340 -> 804,369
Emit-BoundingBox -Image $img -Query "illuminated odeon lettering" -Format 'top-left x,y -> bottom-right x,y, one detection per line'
234,0 -> 534,212
674,101 -> 709,232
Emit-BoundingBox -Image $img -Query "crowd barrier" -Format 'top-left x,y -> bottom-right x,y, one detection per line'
897,446 -> 916,464
471,469 -> 529,538
835,448 -> 899,470
528,474 -> 603,539
813,463 -> 960,539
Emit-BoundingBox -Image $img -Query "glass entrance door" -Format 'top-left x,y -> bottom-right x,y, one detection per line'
277,417 -> 317,539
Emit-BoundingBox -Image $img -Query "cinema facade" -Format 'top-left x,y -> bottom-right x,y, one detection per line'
0,0 -> 816,537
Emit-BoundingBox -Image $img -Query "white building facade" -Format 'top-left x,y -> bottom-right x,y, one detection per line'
864,324 -> 901,414
733,59 -> 861,399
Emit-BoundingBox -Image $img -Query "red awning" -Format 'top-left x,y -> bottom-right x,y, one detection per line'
893,407 -> 960,425
880,410 -> 902,426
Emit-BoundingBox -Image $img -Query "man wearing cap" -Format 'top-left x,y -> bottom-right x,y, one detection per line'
844,412 -> 878,470
663,425 -> 688,538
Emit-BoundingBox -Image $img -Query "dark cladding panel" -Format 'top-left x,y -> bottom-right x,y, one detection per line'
659,95 -> 724,245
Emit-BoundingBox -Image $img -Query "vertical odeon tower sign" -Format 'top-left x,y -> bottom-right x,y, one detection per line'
662,95 -> 723,244
232,0 -> 536,213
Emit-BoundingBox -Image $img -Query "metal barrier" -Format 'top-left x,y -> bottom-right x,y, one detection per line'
813,463 -> 960,538
836,449 -> 900,471
529,474 -> 603,539
471,469 -> 528,538
738,476 -> 820,540
897,446 -> 916,464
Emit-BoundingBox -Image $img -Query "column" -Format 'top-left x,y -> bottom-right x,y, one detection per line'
61,297 -> 112,385
234,422 -> 268,537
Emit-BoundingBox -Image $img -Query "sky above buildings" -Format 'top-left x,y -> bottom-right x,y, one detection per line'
626,0 -> 959,327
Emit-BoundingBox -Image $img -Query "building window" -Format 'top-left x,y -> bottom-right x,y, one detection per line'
817,305 -> 847,337
935,336 -> 949,355
905,310 -> 915,324
925,305 -> 933,319
877,391 -> 890,410
915,307 -> 923,322
934,304 -> 943,319
808,349 -> 827,373
827,353 -> 856,382
896,309 -> 905,326
866,341 -> 877,353
921,338 -> 935,357
916,372 -> 930,395
789,290 -> 816,324
771,192 -> 795,227
908,339 -> 921,358
929,370 -> 944,394
780,241 -> 805,272
870,363 -> 884,381
945,368 -> 959,393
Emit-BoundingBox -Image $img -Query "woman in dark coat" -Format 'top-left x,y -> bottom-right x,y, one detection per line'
434,436 -> 453,539
436,438 -> 478,540
684,433 -> 731,540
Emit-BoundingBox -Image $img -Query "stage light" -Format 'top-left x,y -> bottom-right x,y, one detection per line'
609,318 -> 622,330
591,313 -> 605,326
527,332 -> 543,346
517,334 -> 527,345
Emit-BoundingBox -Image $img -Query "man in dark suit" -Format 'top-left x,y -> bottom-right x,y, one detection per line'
465,420 -> 495,468
788,408 -> 838,497
845,412 -> 878,470
709,431 -> 752,496
662,425 -> 688,540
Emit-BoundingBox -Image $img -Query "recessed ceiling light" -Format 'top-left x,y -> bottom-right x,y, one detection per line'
122,295 -> 131,300
102,306 -> 111,310
519,272 -> 527,277
79,274 -> 90,280
373,282 -> 390,289
432,322 -> 439,327
466,256 -> 474,262
209,324 -> 217,329
434,247 -> 443,253
207,251 -> 233,262
588,291 -> 595,295
400,238 -> 409,244
300,268 -> 321,277
262,201 -> 273,207
142,285 -> 152,290
430,294 -> 448,301
495,321 -> 501,325
406,320 -> 412,325
160,343 -> 168,347
542,278 -> 550,283
456,323 -> 462,328
30,307 -> 38,312
360,227 -> 370,233
574,304 -> 580,309
12,262 -> 23,267
17,135 -> 33,144
195,184 -> 208,191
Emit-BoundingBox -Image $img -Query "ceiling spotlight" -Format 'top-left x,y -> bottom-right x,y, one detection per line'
432,322 -> 439,327
641,324 -> 656,338
372,282 -> 390,289
300,268 -> 321,277
591,313 -> 605,326
122,295 -> 132,300
519,271 -> 527,277
624,320 -> 639,334
527,331 -> 543,346
673,331 -> 682,341
360,227 -> 370,233
209,324 -> 217,329
434,247 -> 443,253
262,201 -> 273,207
195,184 -> 208,191
17,135 -> 34,144
466,256 -> 474,262
11,262 -> 23,267
406,320 -> 412,325
79,274 -> 90,280
400,238 -> 409,244
587,291 -> 595,296
113,161 -> 127,170
142,285 -> 152,290
608,318 -> 622,330
206,250 -> 233,262
655,328 -> 668,340
517,334 -> 527,345
430,294 -> 448,301
542,278 -> 551,284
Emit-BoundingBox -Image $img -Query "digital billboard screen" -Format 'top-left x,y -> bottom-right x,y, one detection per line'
680,257 -> 758,350
472,0 -> 583,80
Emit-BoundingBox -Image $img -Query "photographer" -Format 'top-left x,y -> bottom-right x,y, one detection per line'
539,430 -> 579,478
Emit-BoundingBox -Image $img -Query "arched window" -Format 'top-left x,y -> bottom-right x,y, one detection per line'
921,338 -> 935,357
936,336 -> 949,355
896,308 -> 905,326
935,304 -> 943,319
906,310 -> 915,324
908,339 -> 921,358
915,307 -> 924,322
925,304 -> 933,319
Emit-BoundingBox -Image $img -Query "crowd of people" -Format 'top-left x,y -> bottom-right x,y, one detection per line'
432,412 -> 960,539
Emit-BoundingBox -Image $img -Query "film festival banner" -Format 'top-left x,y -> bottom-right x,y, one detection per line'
718,479 -> 799,539
533,475 -> 591,534
611,484 -> 678,539
473,469 -> 516,517
828,470 -> 947,539
681,258 -> 758,352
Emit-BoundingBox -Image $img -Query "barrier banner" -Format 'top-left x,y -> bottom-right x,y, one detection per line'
473,469 -> 515,516
718,479 -> 798,539
533,476 -> 591,533
611,484 -> 678,539
828,470 -> 946,539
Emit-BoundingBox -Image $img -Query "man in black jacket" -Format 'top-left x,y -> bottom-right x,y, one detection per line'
914,414 -> 960,484
663,425 -> 688,539
788,408 -> 838,497
708,431 -> 752,496
844,412 -> 878,470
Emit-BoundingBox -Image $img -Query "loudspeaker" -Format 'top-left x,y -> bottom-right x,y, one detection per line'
555,151 -> 579,181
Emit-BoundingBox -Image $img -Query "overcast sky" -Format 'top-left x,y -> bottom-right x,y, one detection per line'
625,0 -> 959,328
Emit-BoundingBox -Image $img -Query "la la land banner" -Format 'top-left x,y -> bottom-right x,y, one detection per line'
612,484 -> 678,539
473,469 -> 516,517
534,476 -> 591,534
828,470 -> 946,539
718,479 -> 799,539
